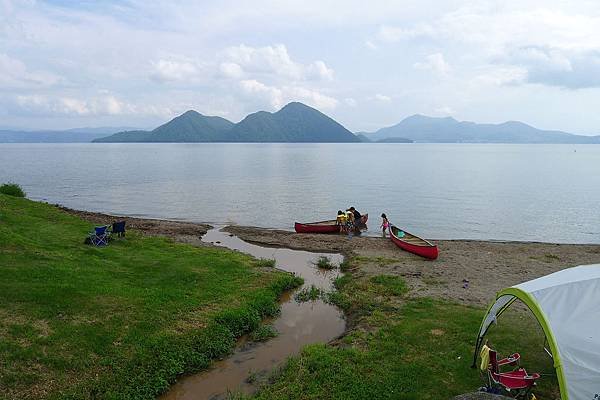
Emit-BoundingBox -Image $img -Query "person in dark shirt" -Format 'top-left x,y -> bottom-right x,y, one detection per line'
349,206 -> 362,222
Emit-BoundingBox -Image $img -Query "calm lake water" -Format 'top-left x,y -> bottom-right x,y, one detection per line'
1,143 -> 598,243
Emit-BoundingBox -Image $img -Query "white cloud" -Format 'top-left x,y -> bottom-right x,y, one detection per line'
0,53 -> 60,88
223,44 -> 334,82
364,40 -> 377,50
307,60 -> 334,81
239,79 -> 337,110
376,24 -> 434,42
150,58 -> 202,82
344,98 -> 357,107
472,65 -> 528,87
434,106 -> 454,115
413,53 -> 450,76
373,94 -> 391,102
219,62 -> 244,79
13,94 -> 145,116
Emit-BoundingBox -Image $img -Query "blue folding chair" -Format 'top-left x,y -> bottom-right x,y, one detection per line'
89,225 -> 110,246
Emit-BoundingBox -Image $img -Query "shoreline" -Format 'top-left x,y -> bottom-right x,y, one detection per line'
58,204 -> 600,307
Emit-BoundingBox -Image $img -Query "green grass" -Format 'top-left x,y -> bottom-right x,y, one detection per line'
314,256 -> 335,270
250,325 -> 278,342
254,270 -> 559,399
294,285 -> 323,302
0,182 -> 26,197
0,194 -> 301,399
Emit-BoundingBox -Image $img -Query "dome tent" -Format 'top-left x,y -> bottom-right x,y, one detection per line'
473,264 -> 600,400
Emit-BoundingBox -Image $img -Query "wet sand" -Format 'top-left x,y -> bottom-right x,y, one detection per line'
225,225 -> 600,306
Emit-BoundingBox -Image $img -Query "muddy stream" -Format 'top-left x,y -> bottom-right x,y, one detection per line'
160,227 -> 346,399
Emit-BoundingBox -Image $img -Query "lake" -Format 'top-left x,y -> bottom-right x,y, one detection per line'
1,143 -> 598,243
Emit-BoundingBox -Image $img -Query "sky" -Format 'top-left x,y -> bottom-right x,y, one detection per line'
2,0 -> 600,134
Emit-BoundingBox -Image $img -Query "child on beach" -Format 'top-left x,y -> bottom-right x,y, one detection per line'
336,210 -> 347,233
345,209 -> 355,237
380,213 -> 389,237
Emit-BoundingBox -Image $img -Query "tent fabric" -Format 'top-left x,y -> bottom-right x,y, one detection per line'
475,264 -> 600,400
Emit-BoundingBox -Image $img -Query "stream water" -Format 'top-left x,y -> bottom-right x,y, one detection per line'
160,227 -> 345,399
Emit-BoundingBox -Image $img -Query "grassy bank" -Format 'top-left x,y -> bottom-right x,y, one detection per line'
251,256 -> 559,399
0,194 -> 301,399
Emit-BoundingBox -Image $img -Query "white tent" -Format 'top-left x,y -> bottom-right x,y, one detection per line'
474,264 -> 600,400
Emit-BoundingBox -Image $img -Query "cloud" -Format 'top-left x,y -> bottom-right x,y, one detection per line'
219,62 -> 244,79
150,58 -> 203,82
239,79 -> 337,110
344,98 -> 357,107
223,44 -> 334,82
413,53 -> 450,76
373,94 -> 391,102
376,24 -> 434,42
0,53 -> 60,88
307,60 -> 334,81
505,46 -> 600,89
434,106 -> 454,115
12,94 -> 150,116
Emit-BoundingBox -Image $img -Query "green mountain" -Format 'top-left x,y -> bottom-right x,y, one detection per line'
94,103 -> 360,143
223,102 -> 359,142
93,111 -> 234,143
94,103 -> 359,143
367,115 -> 600,144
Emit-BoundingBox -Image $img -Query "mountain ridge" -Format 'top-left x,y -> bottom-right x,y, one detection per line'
366,114 -> 600,144
94,102 -> 360,143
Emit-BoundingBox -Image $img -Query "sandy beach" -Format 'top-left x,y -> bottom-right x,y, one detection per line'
62,206 -> 600,307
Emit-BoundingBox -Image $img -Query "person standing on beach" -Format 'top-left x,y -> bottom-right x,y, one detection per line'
380,213 -> 390,237
345,209 -> 355,236
336,210 -> 347,233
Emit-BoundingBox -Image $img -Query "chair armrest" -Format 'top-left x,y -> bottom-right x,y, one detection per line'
498,353 -> 520,366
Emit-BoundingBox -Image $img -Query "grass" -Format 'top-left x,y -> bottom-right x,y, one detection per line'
294,285 -> 323,302
253,269 -> 559,399
250,325 -> 278,342
0,194 -> 302,400
255,258 -> 277,268
314,256 -> 335,270
0,182 -> 26,197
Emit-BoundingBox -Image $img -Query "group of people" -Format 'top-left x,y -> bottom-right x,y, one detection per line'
336,207 -> 391,237
335,207 -> 363,233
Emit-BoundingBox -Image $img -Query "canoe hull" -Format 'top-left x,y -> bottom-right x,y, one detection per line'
294,213 -> 369,234
294,221 -> 339,234
390,225 -> 438,260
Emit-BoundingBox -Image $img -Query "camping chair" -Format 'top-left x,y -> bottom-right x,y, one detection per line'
482,345 -> 540,398
112,221 -> 126,238
89,225 -> 111,246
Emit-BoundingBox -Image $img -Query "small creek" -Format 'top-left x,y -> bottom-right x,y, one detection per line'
159,227 -> 346,400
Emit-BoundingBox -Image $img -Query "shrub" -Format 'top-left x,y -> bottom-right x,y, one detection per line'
250,324 -> 278,342
314,256 -> 335,270
0,183 -> 25,197
294,285 -> 323,302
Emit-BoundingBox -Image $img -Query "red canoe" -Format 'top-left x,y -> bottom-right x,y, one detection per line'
295,214 -> 369,234
294,220 -> 338,233
389,224 -> 438,260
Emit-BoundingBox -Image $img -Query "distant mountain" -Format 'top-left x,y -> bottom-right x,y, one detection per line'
355,133 -> 372,142
95,102 -> 360,143
223,102 -> 359,142
94,111 -> 235,143
0,127 -> 138,143
376,137 -> 413,143
367,115 -> 600,144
